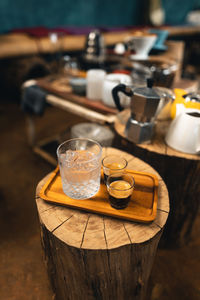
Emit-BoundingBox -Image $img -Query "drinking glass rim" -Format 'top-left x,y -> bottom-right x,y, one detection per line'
106,173 -> 135,191
102,155 -> 128,170
57,138 -> 102,162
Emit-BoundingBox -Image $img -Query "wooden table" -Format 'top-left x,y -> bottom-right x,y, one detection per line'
36,147 -> 169,300
114,110 -> 200,247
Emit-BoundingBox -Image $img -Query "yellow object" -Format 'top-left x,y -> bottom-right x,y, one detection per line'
171,88 -> 200,119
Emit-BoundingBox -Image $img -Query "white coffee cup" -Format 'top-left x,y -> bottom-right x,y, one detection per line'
86,69 -> 106,100
102,73 -> 132,107
165,110 -> 200,154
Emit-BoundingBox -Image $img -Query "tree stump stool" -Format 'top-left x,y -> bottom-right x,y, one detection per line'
36,147 -> 169,300
114,109 -> 200,247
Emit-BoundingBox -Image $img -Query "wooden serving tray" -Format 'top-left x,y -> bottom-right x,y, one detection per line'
39,167 -> 158,223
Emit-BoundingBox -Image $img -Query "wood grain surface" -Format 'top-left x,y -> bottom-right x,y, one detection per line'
39,167 -> 159,223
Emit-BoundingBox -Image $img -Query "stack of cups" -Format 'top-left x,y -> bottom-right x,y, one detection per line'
86,69 -> 106,101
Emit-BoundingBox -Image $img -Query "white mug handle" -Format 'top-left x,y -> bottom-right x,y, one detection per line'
195,123 -> 200,154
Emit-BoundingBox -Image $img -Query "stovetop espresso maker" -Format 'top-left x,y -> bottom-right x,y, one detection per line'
112,78 -> 172,144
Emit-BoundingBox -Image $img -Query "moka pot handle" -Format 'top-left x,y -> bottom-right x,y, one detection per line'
112,83 -> 133,111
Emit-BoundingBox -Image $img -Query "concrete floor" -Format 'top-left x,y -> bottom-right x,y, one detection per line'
0,99 -> 200,300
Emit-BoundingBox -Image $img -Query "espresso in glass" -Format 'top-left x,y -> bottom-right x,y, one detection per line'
102,155 -> 128,183
106,173 -> 134,209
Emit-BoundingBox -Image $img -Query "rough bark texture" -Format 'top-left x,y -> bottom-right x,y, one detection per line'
41,225 -> 162,300
36,147 -> 169,300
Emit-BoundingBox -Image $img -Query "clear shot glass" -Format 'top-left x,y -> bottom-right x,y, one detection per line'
102,155 -> 128,183
106,172 -> 135,209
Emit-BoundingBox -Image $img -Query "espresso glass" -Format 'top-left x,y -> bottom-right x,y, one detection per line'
102,155 -> 128,183
106,173 -> 135,209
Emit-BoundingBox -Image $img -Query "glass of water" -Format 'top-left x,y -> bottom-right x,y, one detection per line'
57,138 -> 102,200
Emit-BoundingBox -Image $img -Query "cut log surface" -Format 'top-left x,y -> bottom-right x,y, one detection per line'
36,147 -> 169,300
114,109 -> 199,160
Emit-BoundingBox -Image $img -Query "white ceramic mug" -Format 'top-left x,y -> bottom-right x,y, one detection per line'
165,110 -> 200,154
86,69 -> 106,100
102,73 -> 132,107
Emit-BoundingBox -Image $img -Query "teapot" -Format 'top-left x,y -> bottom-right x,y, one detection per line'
171,89 -> 200,119
112,78 -> 173,143
165,110 -> 200,154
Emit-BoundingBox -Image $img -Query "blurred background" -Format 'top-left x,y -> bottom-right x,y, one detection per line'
0,1 -> 200,300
